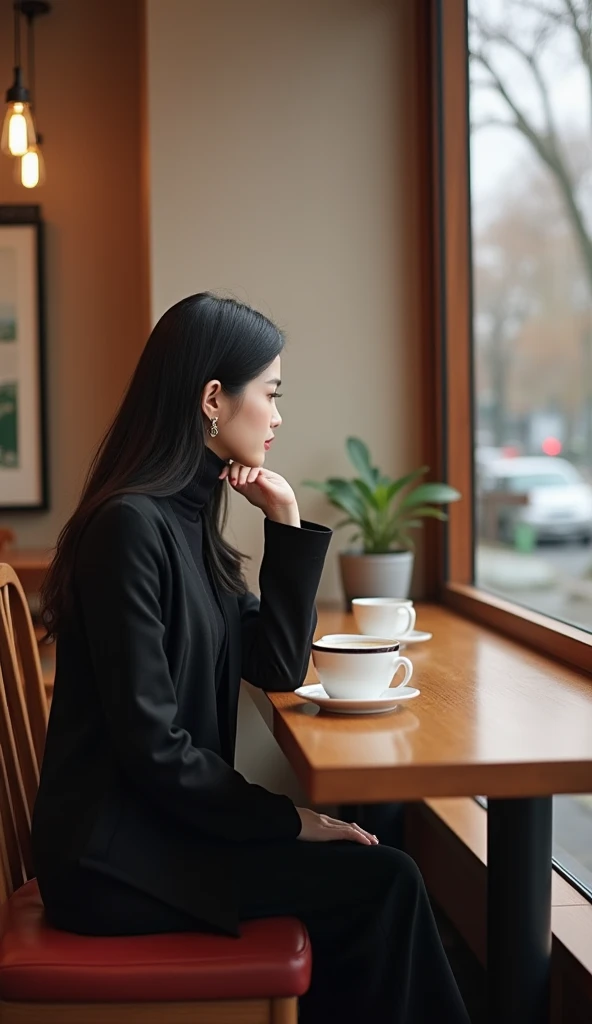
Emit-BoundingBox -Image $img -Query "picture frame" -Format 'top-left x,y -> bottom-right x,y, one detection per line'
0,204 -> 48,511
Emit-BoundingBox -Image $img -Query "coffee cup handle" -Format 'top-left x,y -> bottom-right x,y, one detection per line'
404,606 -> 416,634
391,656 -> 414,689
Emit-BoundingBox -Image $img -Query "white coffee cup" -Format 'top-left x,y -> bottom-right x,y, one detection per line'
352,598 -> 416,639
311,633 -> 414,700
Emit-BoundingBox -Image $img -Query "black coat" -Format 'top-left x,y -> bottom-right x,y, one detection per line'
32,493 -> 332,934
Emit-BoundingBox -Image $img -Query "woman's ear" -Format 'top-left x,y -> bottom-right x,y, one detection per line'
201,380 -> 223,419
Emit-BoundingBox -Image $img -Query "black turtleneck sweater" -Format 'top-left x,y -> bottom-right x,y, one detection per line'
168,448 -> 227,682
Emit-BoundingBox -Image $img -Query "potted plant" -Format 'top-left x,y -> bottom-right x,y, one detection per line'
303,437 -> 461,604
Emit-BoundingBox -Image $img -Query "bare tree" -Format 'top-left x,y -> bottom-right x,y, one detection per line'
470,0 -> 592,456
474,241 -> 532,447
470,0 -> 592,283
473,171 -> 583,446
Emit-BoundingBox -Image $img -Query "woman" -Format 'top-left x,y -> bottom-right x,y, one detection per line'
32,293 -> 470,1024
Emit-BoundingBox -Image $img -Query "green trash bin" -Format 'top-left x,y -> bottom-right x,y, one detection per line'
514,521 -> 536,553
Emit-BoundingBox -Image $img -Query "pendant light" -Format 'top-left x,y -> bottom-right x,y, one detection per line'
17,135 -> 44,188
13,2 -> 50,188
1,3 -> 36,156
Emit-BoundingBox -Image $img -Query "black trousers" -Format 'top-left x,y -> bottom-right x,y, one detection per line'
43,837 -> 470,1024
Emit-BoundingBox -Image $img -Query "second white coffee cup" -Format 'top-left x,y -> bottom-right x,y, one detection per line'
352,598 -> 416,639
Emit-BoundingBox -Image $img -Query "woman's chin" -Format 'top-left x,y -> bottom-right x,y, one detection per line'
227,448 -> 265,468
238,452 -> 265,468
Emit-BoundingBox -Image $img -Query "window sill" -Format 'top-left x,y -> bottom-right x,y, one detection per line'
444,582 -> 592,678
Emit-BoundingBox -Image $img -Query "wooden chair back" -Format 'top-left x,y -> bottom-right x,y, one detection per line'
0,564 -> 48,773
0,564 -> 49,894
0,736 -> 28,902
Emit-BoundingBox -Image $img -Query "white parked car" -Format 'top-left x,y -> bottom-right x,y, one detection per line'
480,456 -> 592,544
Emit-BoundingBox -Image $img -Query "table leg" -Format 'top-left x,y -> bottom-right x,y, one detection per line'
487,796 -> 553,1024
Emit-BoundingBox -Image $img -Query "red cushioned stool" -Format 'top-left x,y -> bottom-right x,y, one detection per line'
0,879 -> 311,1024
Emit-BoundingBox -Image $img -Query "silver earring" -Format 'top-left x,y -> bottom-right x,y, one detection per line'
209,417 -> 219,438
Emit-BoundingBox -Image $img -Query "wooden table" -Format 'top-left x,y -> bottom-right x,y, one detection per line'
0,548 -> 52,594
264,605 -> 592,1024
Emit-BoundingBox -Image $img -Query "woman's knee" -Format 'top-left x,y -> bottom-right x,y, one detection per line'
367,844 -> 425,895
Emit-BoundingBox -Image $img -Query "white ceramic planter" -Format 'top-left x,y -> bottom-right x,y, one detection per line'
338,550 -> 415,607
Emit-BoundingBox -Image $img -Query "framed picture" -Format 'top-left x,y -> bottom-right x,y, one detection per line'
0,205 -> 48,511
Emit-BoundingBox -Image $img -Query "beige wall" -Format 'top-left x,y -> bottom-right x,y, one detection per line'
146,0 -> 424,605
0,0 -> 149,546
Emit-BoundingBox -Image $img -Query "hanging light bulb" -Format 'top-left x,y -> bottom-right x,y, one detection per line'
7,103 -> 29,154
10,3 -> 51,188
1,69 -> 36,157
1,4 -> 37,157
21,143 -> 44,188
15,136 -> 45,188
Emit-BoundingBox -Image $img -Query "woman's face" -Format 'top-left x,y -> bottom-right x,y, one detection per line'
202,355 -> 283,467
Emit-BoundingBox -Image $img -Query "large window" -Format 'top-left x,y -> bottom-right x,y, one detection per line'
465,0 -> 592,899
469,0 -> 592,636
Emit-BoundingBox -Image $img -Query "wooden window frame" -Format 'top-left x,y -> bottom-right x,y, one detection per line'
419,0 -> 592,676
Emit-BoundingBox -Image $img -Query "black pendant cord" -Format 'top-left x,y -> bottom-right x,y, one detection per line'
26,12 -> 35,114
13,2 -> 51,111
14,4 -> 21,70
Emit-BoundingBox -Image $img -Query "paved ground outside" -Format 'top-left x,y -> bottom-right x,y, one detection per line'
477,540 -> 592,633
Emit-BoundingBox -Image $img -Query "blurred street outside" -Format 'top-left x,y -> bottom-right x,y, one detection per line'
477,540 -> 592,633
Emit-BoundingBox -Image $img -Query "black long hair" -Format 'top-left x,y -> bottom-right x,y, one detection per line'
41,293 -> 285,639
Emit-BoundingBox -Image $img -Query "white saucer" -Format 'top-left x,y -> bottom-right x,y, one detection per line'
398,629 -> 432,648
294,683 -> 420,715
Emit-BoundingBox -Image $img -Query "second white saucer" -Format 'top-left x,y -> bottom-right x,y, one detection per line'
398,629 -> 433,648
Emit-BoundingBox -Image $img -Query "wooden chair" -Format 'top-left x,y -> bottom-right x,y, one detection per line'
0,537 -> 55,695
0,566 -> 47,787
0,563 -> 311,1024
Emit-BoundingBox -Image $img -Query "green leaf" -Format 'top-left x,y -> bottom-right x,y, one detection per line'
385,466 -> 430,505
398,505 -> 449,522
324,480 -> 369,524
346,437 -> 375,488
326,479 -> 365,508
326,494 -> 363,521
352,478 -> 379,510
399,482 -> 461,509
301,479 -> 332,493
373,484 -> 392,511
303,476 -> 359,498
380,523 -> 406,547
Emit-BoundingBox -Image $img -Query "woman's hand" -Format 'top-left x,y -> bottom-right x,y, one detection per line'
295,807 -> 379,845
219,463 -> 300,527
